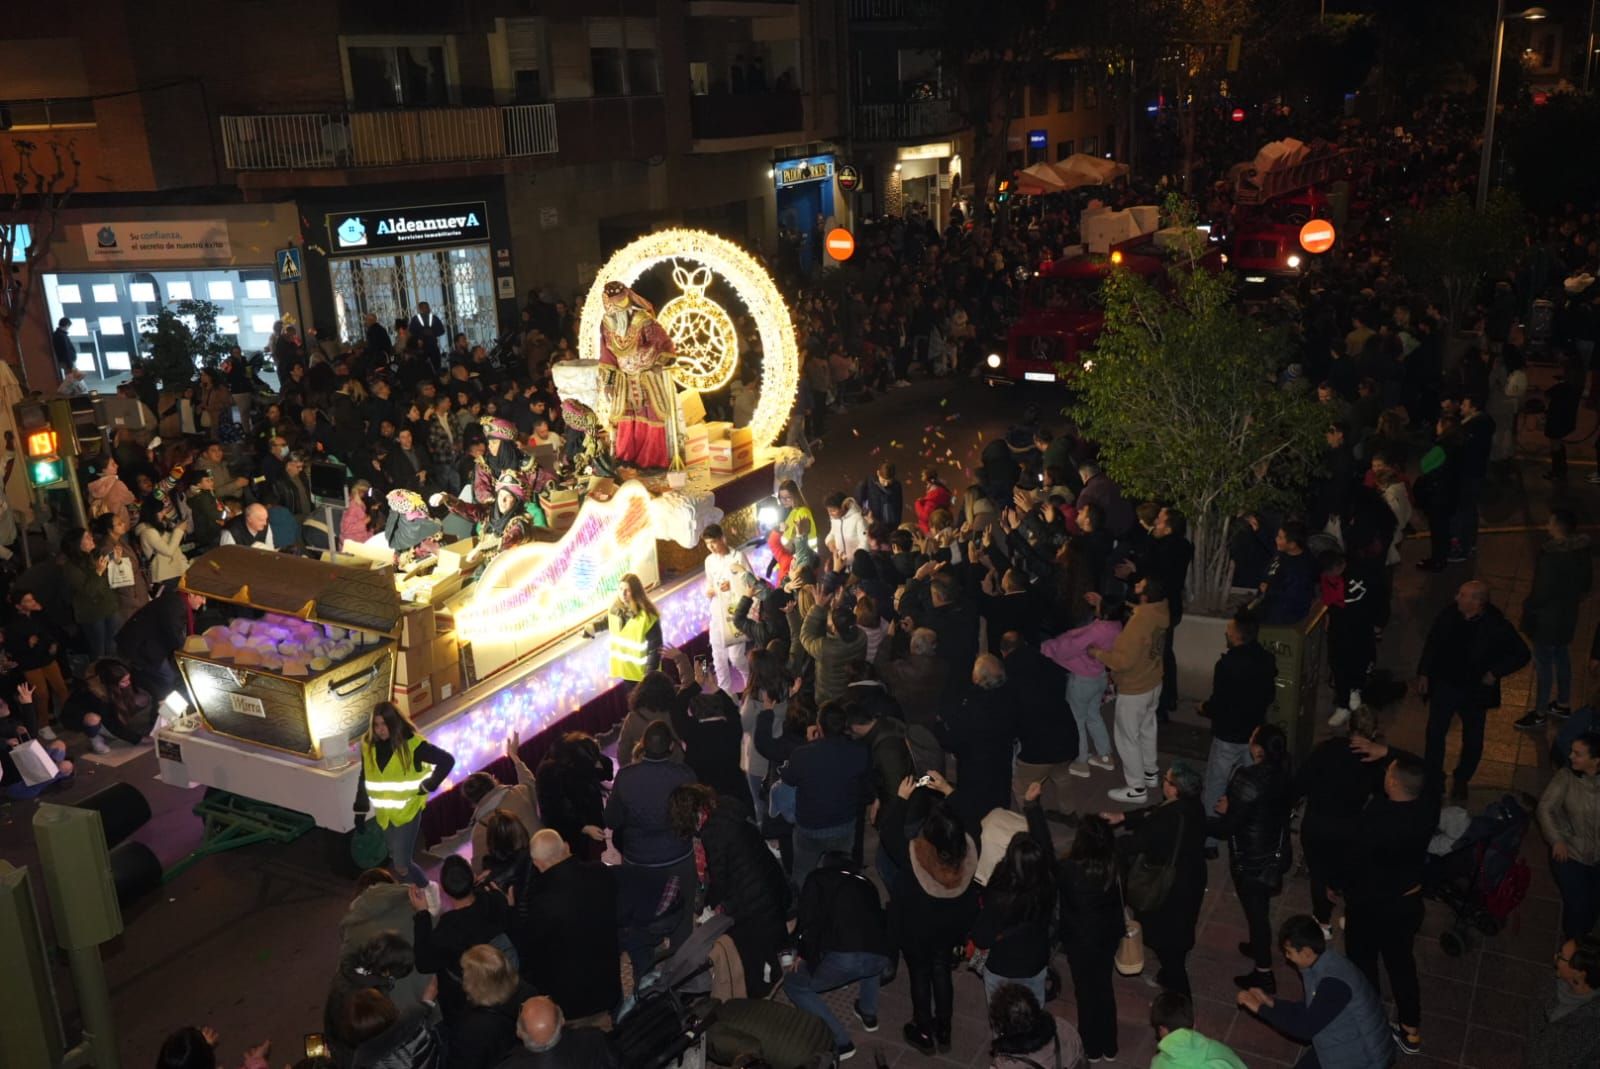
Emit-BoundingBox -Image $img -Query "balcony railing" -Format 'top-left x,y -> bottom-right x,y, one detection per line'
852,99 -> 962,142
219,104 -> 558,171
848,0 -> 940,21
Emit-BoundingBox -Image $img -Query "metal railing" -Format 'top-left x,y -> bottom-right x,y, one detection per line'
219,104 -> 558,171
848,0 -> 939,20
852,99 -> 962,142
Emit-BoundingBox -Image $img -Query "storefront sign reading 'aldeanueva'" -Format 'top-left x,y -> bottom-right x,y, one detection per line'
325,201 -> 489,254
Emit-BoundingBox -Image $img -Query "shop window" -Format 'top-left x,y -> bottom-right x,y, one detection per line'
251,313 -> 278,334
167,281 -> 193,301
57,284 -> 82,303
208,280 -> 234,301
218,315 -> 241,335
245,280 -> 274,300
67,318 -> 87,337
4,223 -> 32,262
75,351 -> 96,372
97,316 -> 124,336
104,351 -> 131,371
129,282 -> 156,302
1057,140 -> 1075,161
92,283 -> 118,303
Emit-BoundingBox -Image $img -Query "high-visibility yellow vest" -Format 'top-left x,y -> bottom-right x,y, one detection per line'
362,735 -> 430,829
609,609 -> 658,682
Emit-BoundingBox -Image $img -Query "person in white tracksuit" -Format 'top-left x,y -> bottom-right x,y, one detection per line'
702,522 -> 749,694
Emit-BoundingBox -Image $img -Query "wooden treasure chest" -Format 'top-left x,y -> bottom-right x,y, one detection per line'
178,547 -> 402,758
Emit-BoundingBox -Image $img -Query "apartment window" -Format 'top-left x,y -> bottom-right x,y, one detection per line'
1028,72 -> 1049,117
1083,79 -> 1098,110
505,18 -> 547,103
1058,66 -> 1075,112
1082,136 -> 1099,156
1056,140 -> 1075,162
588,18 -> 658,97
1008,88 -> 1023,120
345,39 -> 453,108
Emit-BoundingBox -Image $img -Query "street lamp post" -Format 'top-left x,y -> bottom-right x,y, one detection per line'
1476,3 -> 1548,211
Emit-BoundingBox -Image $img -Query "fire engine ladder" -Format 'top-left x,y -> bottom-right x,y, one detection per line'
1234,147 -> 1351,206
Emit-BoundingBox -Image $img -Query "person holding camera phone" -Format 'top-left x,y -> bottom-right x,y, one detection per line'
60,527 -> 120,659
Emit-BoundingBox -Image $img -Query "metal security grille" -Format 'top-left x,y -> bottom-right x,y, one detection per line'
329,245 -> 498,347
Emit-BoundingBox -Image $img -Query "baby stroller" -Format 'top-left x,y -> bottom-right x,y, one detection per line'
1422,793 -> 1533,956
610,916 -> 730,1069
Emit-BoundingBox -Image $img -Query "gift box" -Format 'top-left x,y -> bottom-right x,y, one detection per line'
709,427 -> 754,475
684,422 -> 710,466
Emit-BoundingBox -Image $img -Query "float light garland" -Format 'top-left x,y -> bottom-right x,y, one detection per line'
578,228 -> 800,451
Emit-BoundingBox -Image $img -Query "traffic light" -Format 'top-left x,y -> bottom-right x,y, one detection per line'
23,427 -> 65,488
997,179 -> 1012,204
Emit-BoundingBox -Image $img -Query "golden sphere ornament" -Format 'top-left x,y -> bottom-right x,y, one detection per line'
656,263 -> 740,392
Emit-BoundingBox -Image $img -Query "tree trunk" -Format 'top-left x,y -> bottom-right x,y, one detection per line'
1188,511 -> 1236,616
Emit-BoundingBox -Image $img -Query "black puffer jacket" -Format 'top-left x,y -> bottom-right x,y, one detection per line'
1207,759 -> 1293,893
350,1005 -> 445,1069
700,792 -> 791,923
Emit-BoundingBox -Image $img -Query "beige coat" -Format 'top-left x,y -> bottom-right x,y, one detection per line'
1093,599 -> 1170,696
1538,767 -> 1600,866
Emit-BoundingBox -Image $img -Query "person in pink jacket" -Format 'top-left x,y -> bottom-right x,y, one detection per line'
1041,595 -> 1124,778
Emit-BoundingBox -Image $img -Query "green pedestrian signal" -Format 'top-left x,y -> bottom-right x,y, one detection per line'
29,457 -> 65,487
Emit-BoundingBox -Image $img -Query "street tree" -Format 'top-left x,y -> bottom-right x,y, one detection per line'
1393,190 -> 1523,334
1070,198 -> 1324,610
139,299 -> 229,391
0,138 -> 82,382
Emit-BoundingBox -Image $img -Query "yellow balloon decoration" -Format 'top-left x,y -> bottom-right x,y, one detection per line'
578,229 -> 799,452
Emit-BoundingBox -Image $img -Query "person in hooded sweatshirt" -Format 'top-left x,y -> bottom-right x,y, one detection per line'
1148,992 -> 1246,1069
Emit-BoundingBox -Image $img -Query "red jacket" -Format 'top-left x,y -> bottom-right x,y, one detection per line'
913,483 -> 953,532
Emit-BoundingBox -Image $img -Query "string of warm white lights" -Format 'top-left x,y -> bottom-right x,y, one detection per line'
578,229 -> 800,451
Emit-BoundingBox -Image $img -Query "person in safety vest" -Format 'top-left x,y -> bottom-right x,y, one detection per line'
354,701 -> 456,887
607,573 -> 662,686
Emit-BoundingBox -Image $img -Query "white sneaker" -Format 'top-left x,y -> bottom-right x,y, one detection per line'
1068,761 -> 1092,778
1108,786 -> 1148,804
1348,689 -> 1362,710
1328,706 -> 1351,728
89,735 -> 110,754
37,725 -> 57,741
1088,754 -> 1116,772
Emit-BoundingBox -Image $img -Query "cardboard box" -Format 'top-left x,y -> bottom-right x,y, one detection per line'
709,428 -> 754,475
430,631 -> 458,670
392,678 -> 433,717
684,422 -> 709,466
541,493 -> 581,530
431,660 -> 463,702
703,420 -> 734,442
399,604 -> 435,648
393,642 -> 433,686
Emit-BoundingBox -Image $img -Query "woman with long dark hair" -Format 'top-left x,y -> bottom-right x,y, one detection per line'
353,702 -> 456,887
60,658 -> 155,754
1208,722 -> 1293,993
1028,795 -> 1124,1064
971,831 -> 1058,1004
60,527 -> 119,659
606,572 -> 662,687
534,731 -> 613,860
877,773 -> 979,1056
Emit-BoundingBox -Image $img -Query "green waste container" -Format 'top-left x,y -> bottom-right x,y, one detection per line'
1260,607 -> 1328,762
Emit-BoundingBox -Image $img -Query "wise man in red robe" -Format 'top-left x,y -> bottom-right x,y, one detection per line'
598,281 -> 681,470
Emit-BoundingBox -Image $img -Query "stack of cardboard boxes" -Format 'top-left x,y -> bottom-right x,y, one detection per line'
707,423 -> 754,475
392,603 -> 464,717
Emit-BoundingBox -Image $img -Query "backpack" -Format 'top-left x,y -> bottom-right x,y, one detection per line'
905,723 -> 946,778
708,931 -> 747,1001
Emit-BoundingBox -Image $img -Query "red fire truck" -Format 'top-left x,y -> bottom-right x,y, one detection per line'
1227,140 -> 1355,296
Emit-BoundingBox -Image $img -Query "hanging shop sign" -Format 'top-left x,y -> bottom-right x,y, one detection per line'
773,155 -> 834,188
836,165 -> 861,192
325,201 -> 490,255
82,219 -> 232,263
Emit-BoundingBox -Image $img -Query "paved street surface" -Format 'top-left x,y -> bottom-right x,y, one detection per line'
1,370 -> 1586,1066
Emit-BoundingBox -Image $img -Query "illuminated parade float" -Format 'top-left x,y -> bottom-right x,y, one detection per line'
154,231 -> 805,840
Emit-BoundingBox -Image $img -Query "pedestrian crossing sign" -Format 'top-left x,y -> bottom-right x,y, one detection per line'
275,246 -> 303,284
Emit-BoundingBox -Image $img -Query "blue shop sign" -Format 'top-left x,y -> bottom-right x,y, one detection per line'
1027,130 -> 1047,150
774,155 -> 834,188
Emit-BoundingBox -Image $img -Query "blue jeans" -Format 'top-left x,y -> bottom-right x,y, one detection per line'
383,816 -> 428,887
982,964 -> 1046,1005
791,820 -> 855,894
1203,739 -> 1253,848
784,951 -> 888,1047
1533,643 -> 1572,707
82,615 -> 117,660
1066,672 -> 1112,760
